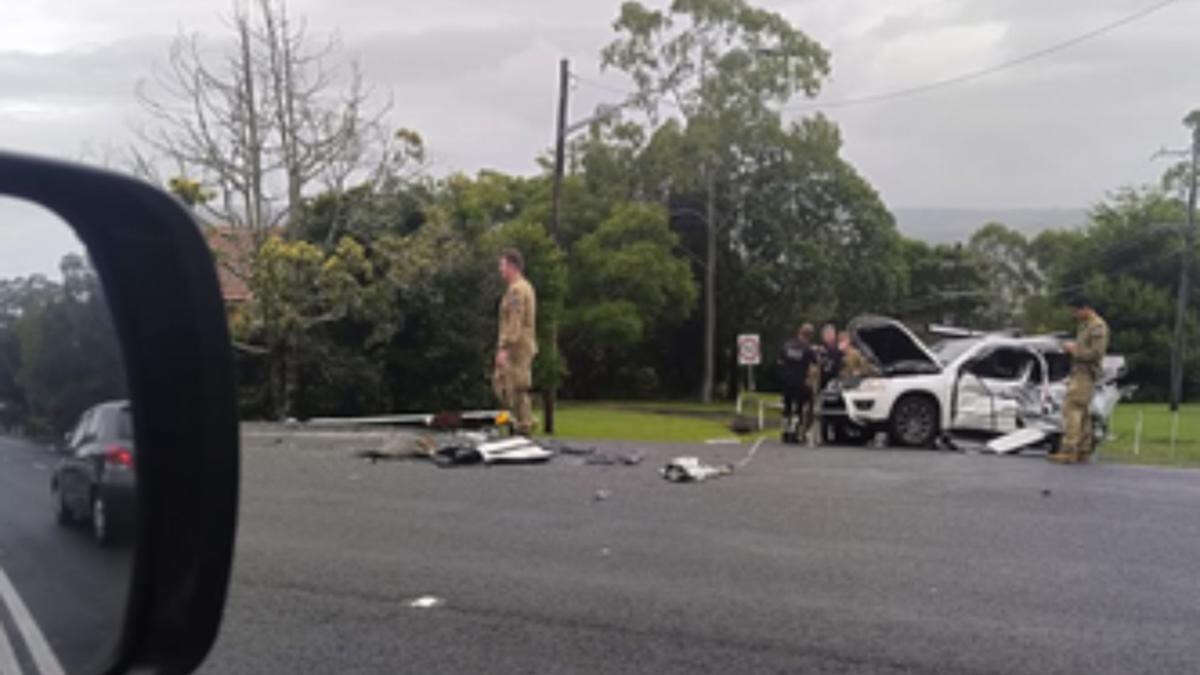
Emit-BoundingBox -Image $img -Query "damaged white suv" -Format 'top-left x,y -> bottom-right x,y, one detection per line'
818,315 -> 1129,452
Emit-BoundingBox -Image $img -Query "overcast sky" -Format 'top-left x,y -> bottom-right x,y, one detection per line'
2,0 -> 1198,276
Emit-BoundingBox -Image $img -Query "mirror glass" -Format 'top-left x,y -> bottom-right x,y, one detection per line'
0,196 -> 132,675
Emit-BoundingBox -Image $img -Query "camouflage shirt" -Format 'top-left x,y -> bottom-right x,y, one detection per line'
1072,313 -> 1109,379
498,277 -> 537,359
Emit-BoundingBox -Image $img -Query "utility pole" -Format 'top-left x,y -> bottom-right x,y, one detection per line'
545,58 -> 569,434
1169,113 -> 1200,412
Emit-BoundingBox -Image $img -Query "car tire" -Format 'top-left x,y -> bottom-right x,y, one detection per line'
888,395 -> 939,448
91,493 -> 114,546
55,490 -> 73,526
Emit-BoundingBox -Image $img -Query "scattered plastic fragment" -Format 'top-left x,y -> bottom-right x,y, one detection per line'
407,596 -> 445,609
660,456 -> 734,483
593,489 -> 612,502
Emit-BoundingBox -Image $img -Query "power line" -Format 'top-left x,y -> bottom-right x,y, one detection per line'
571,0 -> 1183,114
787,0 -> 1183,112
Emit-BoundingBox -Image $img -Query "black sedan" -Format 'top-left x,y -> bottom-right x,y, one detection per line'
51,400 -> 136,546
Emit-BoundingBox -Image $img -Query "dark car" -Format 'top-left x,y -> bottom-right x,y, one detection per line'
51,400 -> 136,546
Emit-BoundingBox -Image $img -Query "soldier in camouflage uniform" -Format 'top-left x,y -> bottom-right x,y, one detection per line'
494,249 -> 538,435
838,330 -> 879,379
1050,295 -> 1109,464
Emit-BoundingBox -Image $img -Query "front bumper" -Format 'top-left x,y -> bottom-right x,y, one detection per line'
818,381 -> 888,426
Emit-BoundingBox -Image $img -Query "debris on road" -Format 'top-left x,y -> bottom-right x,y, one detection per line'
583,451 -> 644,466
987,428 -> 1049,455
1042,489 -> 1053,498
593,489 -> 612,502
543,441 -> 597,456
406,596 -> 445,609
660,456 -> 734,483
355,431 -> 553,467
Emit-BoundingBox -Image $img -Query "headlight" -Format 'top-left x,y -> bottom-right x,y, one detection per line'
855,378 -> 888,393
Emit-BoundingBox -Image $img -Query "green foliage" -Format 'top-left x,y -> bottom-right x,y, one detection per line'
0,256 -> 126,436
564,203 -> 697,396
1019,186 -> 1198,401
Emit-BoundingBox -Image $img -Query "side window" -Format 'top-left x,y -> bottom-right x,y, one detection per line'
966,348 -> 1031,382
1045,353 -> 1071,382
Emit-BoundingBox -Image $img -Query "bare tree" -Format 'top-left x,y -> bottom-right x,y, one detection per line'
134,0 -> 394,238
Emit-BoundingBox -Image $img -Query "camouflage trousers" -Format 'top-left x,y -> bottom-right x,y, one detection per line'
1061,371 -> 1096,456
493,354 -> 534,433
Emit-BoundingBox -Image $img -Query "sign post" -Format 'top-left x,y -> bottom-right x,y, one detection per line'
737,334 -> 761,393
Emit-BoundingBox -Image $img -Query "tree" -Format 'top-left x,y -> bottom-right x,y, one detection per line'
895,239 -> 988,330
601,0 -> 830,402
136,0 -> 397,235
966,222 -> 1044,327
1030,186 -> 1199,400
5,257 -> 126,436
230,235 -> 376,418
563,202 -> 697,396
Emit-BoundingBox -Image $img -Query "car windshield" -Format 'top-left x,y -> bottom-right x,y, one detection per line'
930,338 -> 980,366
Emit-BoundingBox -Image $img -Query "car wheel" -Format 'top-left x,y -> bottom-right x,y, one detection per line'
91,494 -> 113,546
55,490 -> 73,526
889,395 -> 939,448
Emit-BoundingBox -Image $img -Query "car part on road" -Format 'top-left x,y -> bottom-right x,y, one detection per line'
987,428 -> 1050,454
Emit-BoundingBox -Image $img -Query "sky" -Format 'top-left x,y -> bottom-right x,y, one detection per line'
1,0 -> 1198,276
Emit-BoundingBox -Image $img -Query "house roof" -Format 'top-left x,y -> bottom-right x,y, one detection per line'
203,226 -> 257,303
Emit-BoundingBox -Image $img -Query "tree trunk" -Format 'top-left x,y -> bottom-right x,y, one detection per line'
283,336 -> 299,420
238,17 -> 264,232
702,166 -> 717,403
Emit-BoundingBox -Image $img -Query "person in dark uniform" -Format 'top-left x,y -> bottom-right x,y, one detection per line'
778,324 -> 816,444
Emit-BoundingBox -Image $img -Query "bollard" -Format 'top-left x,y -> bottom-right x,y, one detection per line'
1170,411 -> 1180,463
1133,411 -> 1143,456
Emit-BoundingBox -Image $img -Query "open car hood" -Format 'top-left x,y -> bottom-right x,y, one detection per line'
850,315 -> 942,375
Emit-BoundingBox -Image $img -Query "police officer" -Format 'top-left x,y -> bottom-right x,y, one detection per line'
778,324 -> 816,444
494,248 -> 538,435
1050,295 -> 1109,464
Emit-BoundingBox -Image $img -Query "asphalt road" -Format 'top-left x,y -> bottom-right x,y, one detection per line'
197,429 -> 1200,674
0,436 -> 132,675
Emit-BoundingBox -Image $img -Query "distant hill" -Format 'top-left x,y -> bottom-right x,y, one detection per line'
892,208 -> 1089,244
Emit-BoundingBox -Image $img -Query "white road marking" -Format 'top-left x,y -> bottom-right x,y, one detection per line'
0,618 -> 23,675
0,565 -> 64,675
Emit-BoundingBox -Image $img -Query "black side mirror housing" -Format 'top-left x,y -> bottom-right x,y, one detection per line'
0,150 -> 239,674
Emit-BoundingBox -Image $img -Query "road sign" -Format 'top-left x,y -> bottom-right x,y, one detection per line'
737,334 -> 761,366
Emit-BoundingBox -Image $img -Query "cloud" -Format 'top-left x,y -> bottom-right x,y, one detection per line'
1,0 -> 1198,221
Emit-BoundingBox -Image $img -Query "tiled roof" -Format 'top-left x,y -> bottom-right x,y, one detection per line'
203,226 -> 257,303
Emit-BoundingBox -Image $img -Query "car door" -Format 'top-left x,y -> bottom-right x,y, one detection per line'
952,346 -> 1038,433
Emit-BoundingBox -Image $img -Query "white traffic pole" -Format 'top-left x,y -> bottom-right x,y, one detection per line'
1133,411 -> 1143,456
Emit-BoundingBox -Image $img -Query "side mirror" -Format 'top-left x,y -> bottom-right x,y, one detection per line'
0,151 -> 238,674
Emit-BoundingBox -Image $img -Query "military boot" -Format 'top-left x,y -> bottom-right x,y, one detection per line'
1047,450 -> 1080,464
